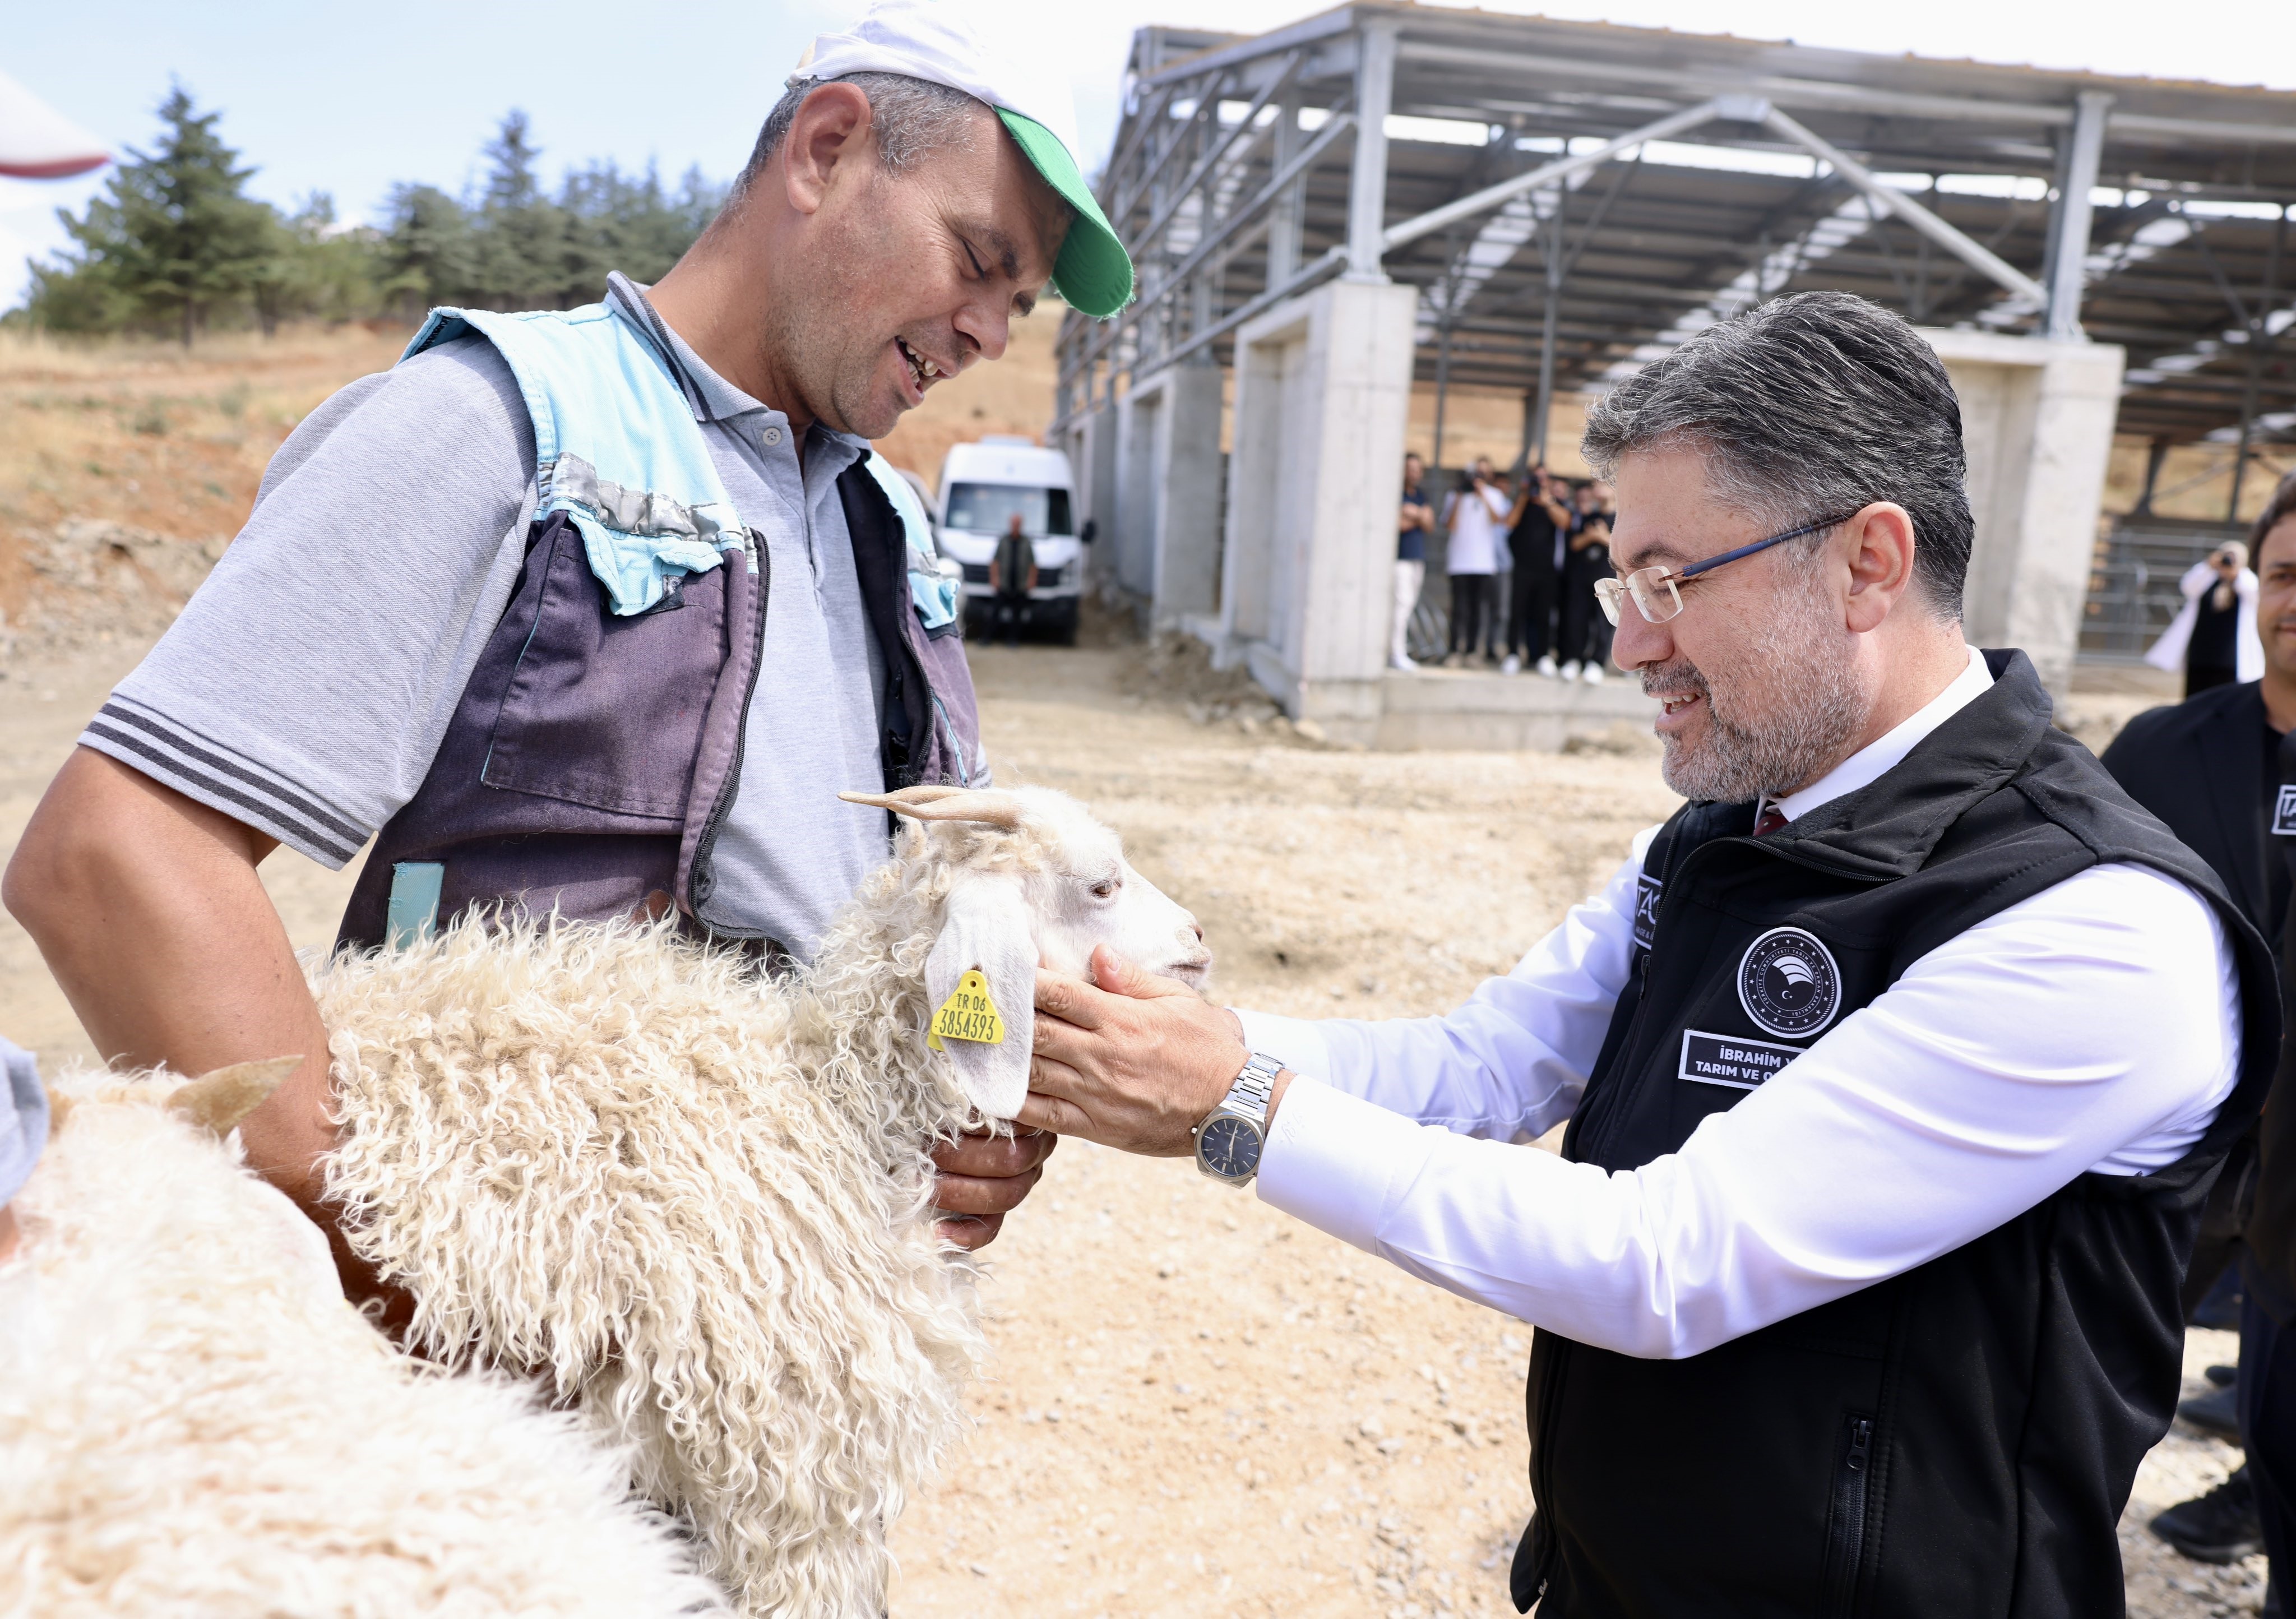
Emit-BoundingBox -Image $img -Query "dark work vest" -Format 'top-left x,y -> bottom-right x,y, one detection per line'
1512,650 -> 2280,1618
337,460 -> 983,951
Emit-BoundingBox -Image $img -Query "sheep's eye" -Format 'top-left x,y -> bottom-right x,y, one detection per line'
1090,878 -> 1119,900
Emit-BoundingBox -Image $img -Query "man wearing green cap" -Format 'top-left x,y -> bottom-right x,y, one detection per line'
6,0 -> 1132,1275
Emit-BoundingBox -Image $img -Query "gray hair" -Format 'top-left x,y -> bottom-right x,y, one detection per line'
1581,291 -> 1974,619
739,71 -> 985,191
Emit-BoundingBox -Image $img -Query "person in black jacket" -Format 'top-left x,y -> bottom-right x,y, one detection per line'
2107,470 -> 2296,1580
1501,464 -> 1571,676
1021,293 -> 2279,1616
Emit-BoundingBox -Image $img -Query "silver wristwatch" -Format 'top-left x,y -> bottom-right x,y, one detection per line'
1194,1053 -> 1281,1188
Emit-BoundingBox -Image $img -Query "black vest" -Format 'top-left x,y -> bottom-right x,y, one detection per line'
1513,651 -> 2280,1619
335,462 -> 982,952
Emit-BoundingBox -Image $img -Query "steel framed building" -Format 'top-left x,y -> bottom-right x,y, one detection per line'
1061,4 -> 2293,467
1053,6 -> 2295,738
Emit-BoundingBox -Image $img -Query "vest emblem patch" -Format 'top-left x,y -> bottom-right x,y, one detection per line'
2275,785 -> 2296,838
1737,927 -> 1843,1039
1632,873 -> 1663,950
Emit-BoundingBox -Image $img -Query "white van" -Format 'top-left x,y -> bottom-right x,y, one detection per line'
931,435 -> 1089,644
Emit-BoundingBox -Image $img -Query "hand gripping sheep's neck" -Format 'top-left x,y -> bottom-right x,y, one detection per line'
315,784 -> 1209,1619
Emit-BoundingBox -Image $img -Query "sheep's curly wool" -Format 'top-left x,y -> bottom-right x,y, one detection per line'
317,836 -> 993,1619
0,1068 -> 722,1619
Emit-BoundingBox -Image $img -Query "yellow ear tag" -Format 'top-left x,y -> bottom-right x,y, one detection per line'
928,969 -> 1006,1049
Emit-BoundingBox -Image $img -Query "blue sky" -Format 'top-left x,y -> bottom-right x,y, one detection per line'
3,0 -> 2288,307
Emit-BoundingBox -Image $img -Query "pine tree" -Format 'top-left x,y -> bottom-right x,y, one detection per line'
377,183 -> 479,316
473,110 -> 576,309
47,84 -> 280,344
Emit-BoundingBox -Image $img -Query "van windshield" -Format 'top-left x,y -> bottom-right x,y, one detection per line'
945,482 -> 1073,536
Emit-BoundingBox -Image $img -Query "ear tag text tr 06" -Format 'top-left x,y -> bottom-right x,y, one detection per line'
928,969 -> 1006,1051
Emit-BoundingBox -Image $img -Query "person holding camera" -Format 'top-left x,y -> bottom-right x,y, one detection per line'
1442,456 -> 1510,665
1502,464 -> 1572,676
2150,540 -> 2263,697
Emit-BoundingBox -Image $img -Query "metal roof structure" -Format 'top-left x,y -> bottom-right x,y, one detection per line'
1056,3 -> 2296,505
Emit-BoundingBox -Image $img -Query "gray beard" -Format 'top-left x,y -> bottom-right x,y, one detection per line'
1646,589 -> 1868,804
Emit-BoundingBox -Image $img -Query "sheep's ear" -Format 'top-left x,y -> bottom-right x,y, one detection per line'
841,787 -> 1023,829
168,1056 -> 302,1140
924,876 -> 1035,1119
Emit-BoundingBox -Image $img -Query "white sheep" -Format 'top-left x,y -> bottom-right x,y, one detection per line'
0,1058 -> 725,1619
317,783 -> 1210,1619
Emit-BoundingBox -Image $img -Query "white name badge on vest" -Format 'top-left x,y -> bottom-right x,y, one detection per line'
2275,785 -> 2296,838
1679,1030 -> 1804,1090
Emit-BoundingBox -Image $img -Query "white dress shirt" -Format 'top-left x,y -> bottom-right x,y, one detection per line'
1240,647 -> 2243,1359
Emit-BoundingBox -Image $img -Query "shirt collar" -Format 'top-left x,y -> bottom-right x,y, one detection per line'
1763,644 -> 1993,829
601,272 -> 869,466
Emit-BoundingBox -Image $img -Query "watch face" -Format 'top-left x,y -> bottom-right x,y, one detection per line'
1199,1115 -> 1263,1179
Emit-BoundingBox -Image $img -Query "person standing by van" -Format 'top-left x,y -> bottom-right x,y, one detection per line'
988,511 -> 1038,646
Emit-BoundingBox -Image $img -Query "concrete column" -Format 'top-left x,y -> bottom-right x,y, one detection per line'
1155,364 -> 1225,628
2044,92 -> 2112,341
1219,277 -> 1419,741
1070,405 -> 1119,590
1345,19 -> 1398,283
1114,387 -> 1164,602
1926,328 -> 2126,699
1110,366 -> 1227,630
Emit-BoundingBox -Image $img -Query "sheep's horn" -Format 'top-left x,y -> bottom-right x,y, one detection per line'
168,1056 -> 302,1140
840,788 -> 1024,829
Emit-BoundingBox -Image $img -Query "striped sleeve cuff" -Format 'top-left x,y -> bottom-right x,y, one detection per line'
78,696 -> 371,867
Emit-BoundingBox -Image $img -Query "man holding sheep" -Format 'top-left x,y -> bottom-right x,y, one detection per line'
1028,293 -> 2280,1613
5,3 -> 1118,1257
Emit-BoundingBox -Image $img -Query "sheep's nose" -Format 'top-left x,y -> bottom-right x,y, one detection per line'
1186,918 -> 1203,942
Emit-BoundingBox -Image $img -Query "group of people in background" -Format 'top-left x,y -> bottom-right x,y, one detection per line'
1394,451 -> 1617,680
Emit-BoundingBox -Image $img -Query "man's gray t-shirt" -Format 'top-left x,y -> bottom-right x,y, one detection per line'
78,276 -> 896,959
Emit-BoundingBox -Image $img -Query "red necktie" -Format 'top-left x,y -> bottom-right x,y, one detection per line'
1753,803 -> 1788,836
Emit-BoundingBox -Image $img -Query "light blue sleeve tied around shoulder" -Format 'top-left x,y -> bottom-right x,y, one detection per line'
402,302 -> 748,618
860,449 -> 958,629
860,450 -> 936,560
909,570 -> 959,630
386,862 -> 446,950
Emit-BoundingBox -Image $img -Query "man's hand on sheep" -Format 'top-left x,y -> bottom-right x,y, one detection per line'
1021,947 -> 1284,1155
931,1127 -> 1057,1249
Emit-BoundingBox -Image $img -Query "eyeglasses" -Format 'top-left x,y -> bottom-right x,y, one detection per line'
1594,512 -> 1862,626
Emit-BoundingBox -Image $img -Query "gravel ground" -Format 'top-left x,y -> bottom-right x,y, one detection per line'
0,628 -> 2251,1616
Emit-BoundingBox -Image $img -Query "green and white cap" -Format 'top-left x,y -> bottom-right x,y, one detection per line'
792,0 -> 1133,317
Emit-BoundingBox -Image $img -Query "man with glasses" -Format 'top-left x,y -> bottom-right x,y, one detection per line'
1021,291 -> 2276,1613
